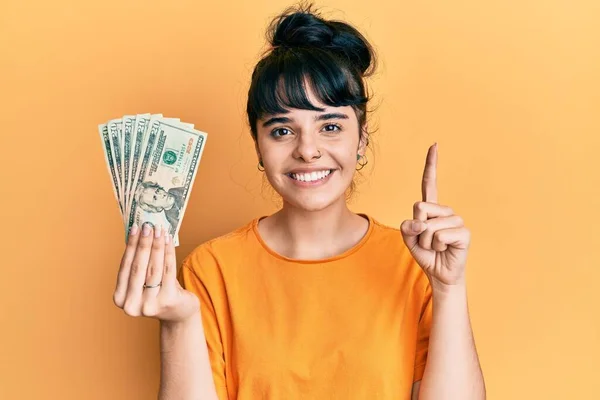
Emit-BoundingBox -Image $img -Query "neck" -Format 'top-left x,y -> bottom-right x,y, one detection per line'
265,197 -> 366,260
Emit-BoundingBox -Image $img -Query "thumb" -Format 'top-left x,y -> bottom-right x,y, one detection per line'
400,219 -> 428,249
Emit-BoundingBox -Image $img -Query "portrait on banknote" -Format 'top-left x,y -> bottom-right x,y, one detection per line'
134,181 -> 184,234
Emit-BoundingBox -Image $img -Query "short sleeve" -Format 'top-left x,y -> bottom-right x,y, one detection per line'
413,281 -> 433,382
177,260 -> 229,400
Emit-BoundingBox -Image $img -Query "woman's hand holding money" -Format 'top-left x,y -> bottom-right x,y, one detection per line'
113,223 -> 199,323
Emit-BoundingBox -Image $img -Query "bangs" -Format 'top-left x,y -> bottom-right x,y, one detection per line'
247,48 -> 368,127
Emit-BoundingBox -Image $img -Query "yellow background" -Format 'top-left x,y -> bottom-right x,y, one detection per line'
1,0 -> 598,398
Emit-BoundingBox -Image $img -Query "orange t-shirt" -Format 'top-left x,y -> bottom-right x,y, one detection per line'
178,214 -> 433,400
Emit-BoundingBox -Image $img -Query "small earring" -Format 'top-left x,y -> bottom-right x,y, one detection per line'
356,154 -> 368,171
258,160 -> 265,172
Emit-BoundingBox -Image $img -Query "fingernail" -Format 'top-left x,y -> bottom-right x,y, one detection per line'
165,233 -> 171,244
412,221 -> 423,232
155,225 -> 162,238
130,224 -> 138,235
142,223 -> 151,236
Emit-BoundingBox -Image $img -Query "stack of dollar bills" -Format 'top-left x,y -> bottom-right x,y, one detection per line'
98,114 -> 207,246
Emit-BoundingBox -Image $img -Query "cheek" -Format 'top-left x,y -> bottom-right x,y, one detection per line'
256,134 -> 272,154
331,146 -> 358,167
262,148 -> 288,169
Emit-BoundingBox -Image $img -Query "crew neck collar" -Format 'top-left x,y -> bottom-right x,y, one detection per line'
251,213 -> 375,264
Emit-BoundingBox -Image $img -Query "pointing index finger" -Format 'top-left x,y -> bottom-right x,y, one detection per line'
421,143 -> 438,203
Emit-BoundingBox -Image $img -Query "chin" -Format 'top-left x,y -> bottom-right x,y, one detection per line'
282,192 -> 341,212
268,174 -> 349,211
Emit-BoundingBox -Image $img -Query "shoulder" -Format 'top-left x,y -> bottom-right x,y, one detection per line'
367,214 -> 410,256
366,214 -> 430,291
369,215 -> 403,238
181,217 -> 257,272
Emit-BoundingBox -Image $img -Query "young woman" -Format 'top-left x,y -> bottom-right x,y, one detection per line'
113,4 -> 486,399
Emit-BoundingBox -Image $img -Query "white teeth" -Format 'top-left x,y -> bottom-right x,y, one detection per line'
291,170 -> 331,182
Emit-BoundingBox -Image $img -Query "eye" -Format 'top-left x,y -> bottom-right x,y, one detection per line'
322,123 -> 341,132
270,127 -> 292,138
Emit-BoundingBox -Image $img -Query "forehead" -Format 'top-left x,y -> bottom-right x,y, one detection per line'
263,104 -> 353,118
260,78 -> 355,120
264,94 -> 355,122
300,82 -> 326,107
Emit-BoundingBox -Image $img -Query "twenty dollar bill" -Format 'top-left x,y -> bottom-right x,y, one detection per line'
126,119 -> 207,246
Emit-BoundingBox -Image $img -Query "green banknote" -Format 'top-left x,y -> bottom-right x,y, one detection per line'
107,118 -> 124,216
99,114 -> 207,247
98,123 -> 122,216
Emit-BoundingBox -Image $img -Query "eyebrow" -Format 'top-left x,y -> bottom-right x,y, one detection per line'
261,112 -> 349,128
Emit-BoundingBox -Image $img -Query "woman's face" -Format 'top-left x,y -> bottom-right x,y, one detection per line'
255,85 -> 367,211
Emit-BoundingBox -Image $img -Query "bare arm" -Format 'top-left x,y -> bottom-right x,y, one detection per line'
418,282 -> 485,400
399,144 -> 485,399
113,224 -> 218,400
159,316 -> 219,400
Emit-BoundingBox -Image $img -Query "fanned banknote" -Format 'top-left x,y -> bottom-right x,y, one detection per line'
98,114 -> 207,246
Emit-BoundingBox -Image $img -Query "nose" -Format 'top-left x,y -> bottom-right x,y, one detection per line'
293,132 -> 321,162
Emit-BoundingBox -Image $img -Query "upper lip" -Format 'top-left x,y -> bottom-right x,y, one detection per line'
287,167 -> 334,174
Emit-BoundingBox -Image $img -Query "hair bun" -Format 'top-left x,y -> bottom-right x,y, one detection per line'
269,6 -> 374,75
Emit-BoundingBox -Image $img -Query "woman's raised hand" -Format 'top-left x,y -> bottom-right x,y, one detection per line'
400,143 -> 471,291
113,223 -> 199,323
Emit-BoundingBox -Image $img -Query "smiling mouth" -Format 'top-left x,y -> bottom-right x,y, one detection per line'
286,169 -> 334,183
